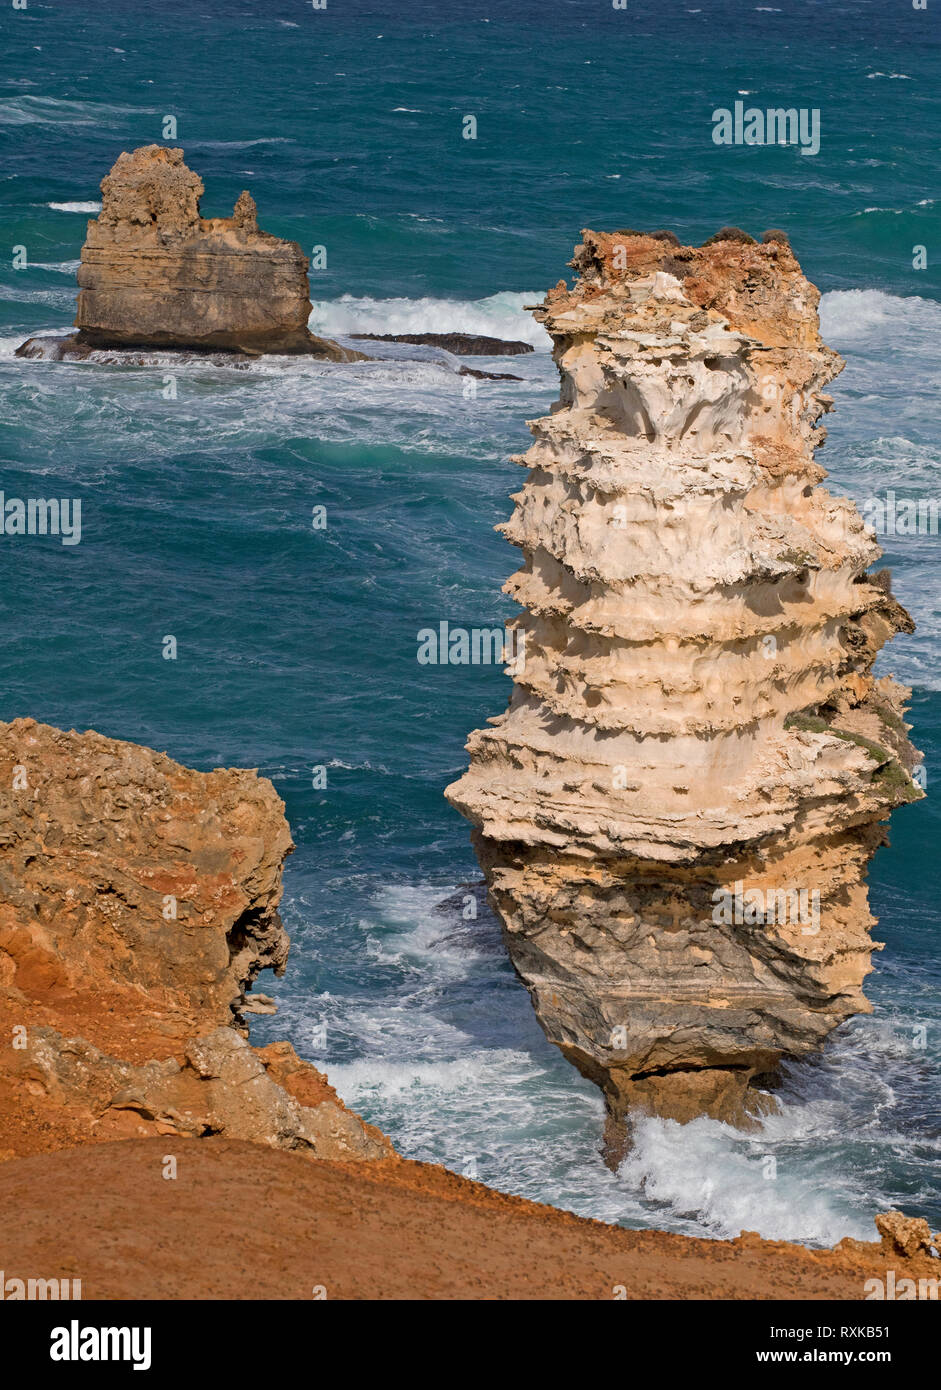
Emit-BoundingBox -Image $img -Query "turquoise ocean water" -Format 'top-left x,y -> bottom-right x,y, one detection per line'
1,0 -> 939,1243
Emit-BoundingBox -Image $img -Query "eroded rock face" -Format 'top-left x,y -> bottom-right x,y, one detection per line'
61,145 -> 361,358
446,229 -> 921,1157
0,717 -> 291,1030
875,1211 -> 940,1261
0,718 -> 392,1162
10,1026 -> 390,1159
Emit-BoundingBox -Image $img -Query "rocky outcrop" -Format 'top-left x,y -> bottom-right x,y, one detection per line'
446,228 -> 921,1158
875,1211 -> 940,1261
17,145 -> 361,359
9,1026 -> 390,1159
0,717 -> 391,1161
0,718 -> 291,1032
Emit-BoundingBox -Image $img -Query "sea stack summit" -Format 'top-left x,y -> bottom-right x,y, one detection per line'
18,145 -> 359,360
446,226 -> 921,1160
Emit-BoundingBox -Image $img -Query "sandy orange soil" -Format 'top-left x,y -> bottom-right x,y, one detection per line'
0,1136 -> 928,1301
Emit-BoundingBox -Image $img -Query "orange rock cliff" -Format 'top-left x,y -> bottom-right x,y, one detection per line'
0,718 -> 390,1160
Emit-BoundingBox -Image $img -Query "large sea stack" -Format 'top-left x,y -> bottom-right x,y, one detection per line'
18,145 -> 359,359
446,228 -> 921,1158
0,718 -> 390,1160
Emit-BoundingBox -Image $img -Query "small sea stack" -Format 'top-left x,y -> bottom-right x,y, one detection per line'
16,145 -> 362,360
446,227 -> 921,1161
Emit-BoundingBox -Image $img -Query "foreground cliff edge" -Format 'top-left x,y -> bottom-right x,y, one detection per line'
0,717 -> 935,1297
1,722 -> 934,1295
446,228 -> 922,1158
0,717 -> 389,1159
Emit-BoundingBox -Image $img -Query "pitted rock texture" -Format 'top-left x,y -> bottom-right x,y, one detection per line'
9,1026 -> 391,1160
62,145 -> 361,358
874,1211 -> 940,1260
0,717 -> 292,1030
446,229 -> 921,1157
0,717 -> 391,1162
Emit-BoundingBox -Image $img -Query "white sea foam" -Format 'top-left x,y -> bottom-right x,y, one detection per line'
820,288 -> 941,343
189,137 -> 295,149
258,879 -> 926,1244
326,1052 -> 505,1100
0,326 -> 72,358
0,285 -> 77,310
816,290 -> 941,690
0,96 -> 155,127
0,336 -> 556,464
617,1114 -> 871,1245
47,201 -> 100,213
309,291 -> 552,349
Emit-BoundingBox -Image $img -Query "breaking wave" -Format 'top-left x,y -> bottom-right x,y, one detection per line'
309,291 -> 552,349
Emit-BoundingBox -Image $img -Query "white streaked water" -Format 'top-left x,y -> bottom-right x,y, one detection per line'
259,876 -> 939,1246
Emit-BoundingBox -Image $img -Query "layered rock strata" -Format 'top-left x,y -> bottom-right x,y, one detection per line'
18,145 -> 360,359
446,229 -> 921,1157
0,718 -> 390,1160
